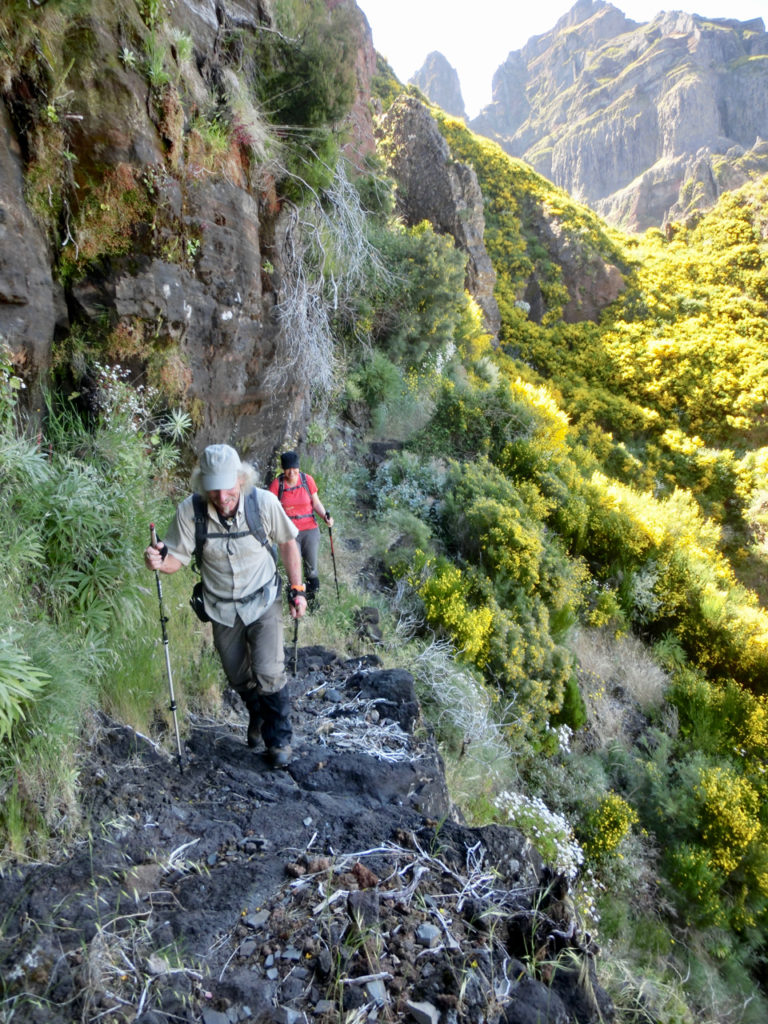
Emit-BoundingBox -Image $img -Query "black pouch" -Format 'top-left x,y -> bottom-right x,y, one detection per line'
190,580 -> 210,622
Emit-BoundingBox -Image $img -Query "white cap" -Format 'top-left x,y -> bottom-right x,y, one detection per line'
199,444 -> 241,490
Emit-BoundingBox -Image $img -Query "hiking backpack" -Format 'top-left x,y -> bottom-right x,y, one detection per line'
277,471 -> 315,525
277,470 -> 312,500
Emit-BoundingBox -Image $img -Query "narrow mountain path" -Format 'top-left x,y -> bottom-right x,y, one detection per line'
0,648 -> 612,1024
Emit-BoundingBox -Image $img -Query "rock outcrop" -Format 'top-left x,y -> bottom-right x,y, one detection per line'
0,103 -> 66,398
378,96 -> 623,326
521,196 -> 625,325
468,0 -> 768,231
410,51 -> 467,120
0,0 -> 376,463
377,96 -> 501,338
0,647 -> 614,1023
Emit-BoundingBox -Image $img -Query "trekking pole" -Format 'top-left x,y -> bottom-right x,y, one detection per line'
328,526 -> 340,601
292,616 -> 299,676
150,525 -> 184,773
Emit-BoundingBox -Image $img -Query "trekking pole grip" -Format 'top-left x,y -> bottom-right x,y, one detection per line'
150,524 -> 168,562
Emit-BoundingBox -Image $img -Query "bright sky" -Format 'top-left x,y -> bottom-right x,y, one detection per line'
356,1 -> 767,117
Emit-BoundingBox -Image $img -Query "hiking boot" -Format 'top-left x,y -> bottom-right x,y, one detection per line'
247,710 -> 263,749
267,745 -> 292,767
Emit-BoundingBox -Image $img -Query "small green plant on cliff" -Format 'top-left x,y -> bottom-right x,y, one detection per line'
144,30 -> 171,87
138,0 -> 162,29
187,113 -> 231,165
168,27 -> 193,65
58,165 -> 152,283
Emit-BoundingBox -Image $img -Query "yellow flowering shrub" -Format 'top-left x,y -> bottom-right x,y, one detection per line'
580,791 -> 639,863
693,764 -> 760,874
665,844 -> 727,927
464,496 -> 544,594
414,558 -> 493,667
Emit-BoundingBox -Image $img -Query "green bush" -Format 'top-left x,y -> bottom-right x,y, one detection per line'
0,357 -> 184,858
366,221 -> 474,366
251,0 -> 356,134
550,674 -> 587,732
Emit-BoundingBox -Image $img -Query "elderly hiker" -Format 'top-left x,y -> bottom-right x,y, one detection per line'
268,451 -> 333,607
144,444 -> 307,767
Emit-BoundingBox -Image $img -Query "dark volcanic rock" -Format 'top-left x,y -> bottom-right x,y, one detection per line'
0,648 -> 613,1024
0,101 -> 65,391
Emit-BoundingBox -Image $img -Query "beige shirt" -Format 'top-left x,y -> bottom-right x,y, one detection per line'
164,487 -> 298,626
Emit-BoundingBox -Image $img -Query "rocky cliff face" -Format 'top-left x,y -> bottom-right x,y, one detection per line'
0,0 -> 376,464
0,102 -> 66,411
410,51 -> 467,120
377,96 -> 501,338
468,0 -> 768,231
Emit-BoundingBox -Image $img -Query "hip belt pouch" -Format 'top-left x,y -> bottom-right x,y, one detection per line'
190,580 -> 210,622
190,574 -> 281,624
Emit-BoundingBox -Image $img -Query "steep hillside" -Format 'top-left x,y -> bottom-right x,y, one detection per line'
467,0 -> 768,231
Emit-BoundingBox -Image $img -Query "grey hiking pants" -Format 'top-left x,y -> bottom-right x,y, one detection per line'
296,527 -> 320,595
211,597 -> 292,749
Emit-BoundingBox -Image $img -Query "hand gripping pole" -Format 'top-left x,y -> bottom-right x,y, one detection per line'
150,525 -> 184,772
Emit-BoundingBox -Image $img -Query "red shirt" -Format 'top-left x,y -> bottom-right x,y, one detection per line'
268,472 -> 318,531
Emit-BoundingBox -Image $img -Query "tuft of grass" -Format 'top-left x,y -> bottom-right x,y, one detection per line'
569,627 -> 671,750
168,26 -> 193,65
144,30 -> 171,87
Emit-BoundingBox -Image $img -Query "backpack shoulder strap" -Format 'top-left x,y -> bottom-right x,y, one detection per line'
191,493 -> 208,571
300,471 -> 312,499
245,488 -> 278,567
277,473 -> 285,500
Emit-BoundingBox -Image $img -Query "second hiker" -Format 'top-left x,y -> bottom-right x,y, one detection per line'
268,451 -> 333,607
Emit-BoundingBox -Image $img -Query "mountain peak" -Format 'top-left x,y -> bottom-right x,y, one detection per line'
469,6 -> 768,230
410,50 -> 467,119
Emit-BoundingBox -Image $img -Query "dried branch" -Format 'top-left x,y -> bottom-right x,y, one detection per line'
265,160 -> 390,396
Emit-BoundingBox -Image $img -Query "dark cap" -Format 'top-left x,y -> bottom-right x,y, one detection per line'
280,450 -> 300,469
